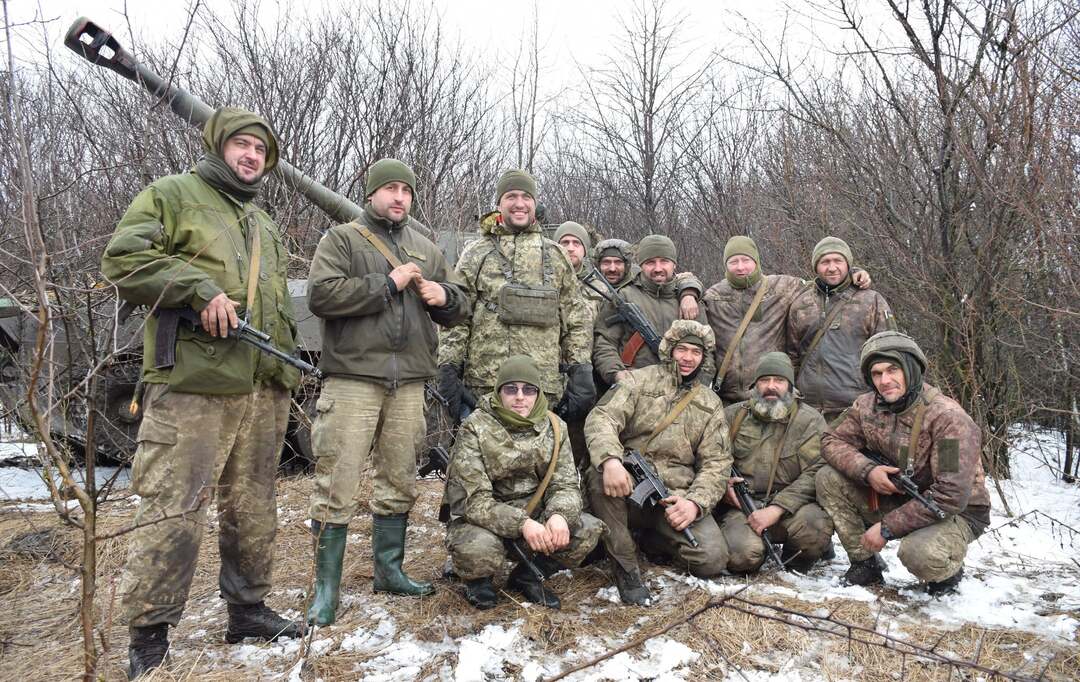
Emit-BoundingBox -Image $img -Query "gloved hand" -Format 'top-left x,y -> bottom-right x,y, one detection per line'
437,364 -> 467,422
556,363 -> 597,421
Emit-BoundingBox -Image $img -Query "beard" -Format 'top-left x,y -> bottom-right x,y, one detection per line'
749,387 -> 795,422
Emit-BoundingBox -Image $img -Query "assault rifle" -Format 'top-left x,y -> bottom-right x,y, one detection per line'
730,465 -> 786,570
171,308 -> 323,379
624,449 -> 698,547
861,450 -> 948,520
504,539 -> 555,601
580,268 -> 662,358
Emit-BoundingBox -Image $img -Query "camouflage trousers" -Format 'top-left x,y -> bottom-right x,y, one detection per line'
716,503 -> 834,573
121,382 -> 289,627
816,465 -> 976,581
309,377 -> 423,523
587,470 -> 728,578
447,513 -> 605,580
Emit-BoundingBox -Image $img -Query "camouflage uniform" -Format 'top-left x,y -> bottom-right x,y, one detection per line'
444,393 -> 603,579
438,211 -> 590,399
787,280 -> 895,421
585,320 -> 732,577
818,384 -> 991,582
717,398 -> 833,572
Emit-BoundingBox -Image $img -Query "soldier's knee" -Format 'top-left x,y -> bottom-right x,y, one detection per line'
682,539 -> 728,578
726,543 -> 765,574
786,504 -> 835,550
897,534 -> 962,582
815,465 -> 846,498
447,524 -> 505,579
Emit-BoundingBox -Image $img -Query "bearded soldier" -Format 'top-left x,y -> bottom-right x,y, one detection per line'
444,356 -> 604,609
586,320 -> 731,605
787,237 -> 895,422
706,236 -> 871,404
817,332 -> 991,593
304,159 -> 468,624
593,235 -> 709,387
594,238 -> 636,290
437,170 -> 594,423
101,107 -> 302,677
716,353 -> 834,573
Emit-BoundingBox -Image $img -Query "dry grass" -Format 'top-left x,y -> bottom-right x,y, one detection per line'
0,476 -> 1076,681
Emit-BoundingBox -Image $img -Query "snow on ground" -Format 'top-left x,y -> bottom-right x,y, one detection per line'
0,424 -> 130,501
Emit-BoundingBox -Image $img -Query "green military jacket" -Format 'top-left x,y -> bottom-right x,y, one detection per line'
438,212 -> 590,396
445,394 -> 582,538
307,205 -> 468,387
723,399 -> 827,514
101,172 -> 299,394
585,320 -> 731,514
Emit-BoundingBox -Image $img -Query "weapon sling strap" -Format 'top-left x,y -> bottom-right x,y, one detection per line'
725,402 -> 797,498
620,332 -> 647,366
645,383 -> 701,449
898,400 -> 927,474
717,277 -> 770,384
524,413 -> 563,517
801,290 -> 852,362
353,223 -> 420,294
244,215 -> 261,318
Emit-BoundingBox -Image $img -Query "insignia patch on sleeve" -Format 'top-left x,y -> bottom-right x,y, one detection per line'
596,384 -> 620,407
938,438 -> 960,473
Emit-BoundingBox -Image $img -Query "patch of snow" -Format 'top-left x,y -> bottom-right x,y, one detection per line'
339,616 -> 397,654
454,622 -> 522,682
0,464 -> 129,501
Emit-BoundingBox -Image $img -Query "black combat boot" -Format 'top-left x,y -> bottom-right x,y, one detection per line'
507,562 -> 561,609
463,577 -> 498,609
842,555 -> 886,587
780,542 -> 835,572
225,601 -> 304,643
612,561 -> 652,606
926,567 -> 964,596
128,624 -> 169,680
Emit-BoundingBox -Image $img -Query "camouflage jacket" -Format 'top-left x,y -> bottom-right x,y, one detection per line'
822,384 -> 992,537
723,400 -> 827,513
593,271 -> 708,385
438,214 -> 590,397
573,263 -> 607,337
704,274 -> 803,403
585,320 -> 731,513
308,206 -> 468,387
787,280 -> 895,413
444,394 -> 582,538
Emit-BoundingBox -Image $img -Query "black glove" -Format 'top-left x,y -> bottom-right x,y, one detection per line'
437,364 -> 466,422
556,363 -> 597,421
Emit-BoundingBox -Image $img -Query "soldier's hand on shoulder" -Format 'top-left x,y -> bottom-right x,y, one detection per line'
662,495 -> 698,532
522,518 -> 554,554
602,458 -> 634,497
545,514 -> 570,550
200,293 -> 239,338
679,293 -> 700,320
853,269 -> 872,289
417,278 -> 447,307
867,465 -> 901,495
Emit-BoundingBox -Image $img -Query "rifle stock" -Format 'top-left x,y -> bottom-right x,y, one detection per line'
581,269 -> 662,355
860,450 -> 948,520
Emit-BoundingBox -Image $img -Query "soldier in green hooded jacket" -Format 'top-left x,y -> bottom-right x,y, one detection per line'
101,107 -> 302,678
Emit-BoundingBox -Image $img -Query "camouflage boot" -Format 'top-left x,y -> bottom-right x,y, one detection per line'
371,514 -> 435,596
307,521 -> 347,625
842,555 -> 886,587
225,602 -> 303,643
127,624 -> 169,680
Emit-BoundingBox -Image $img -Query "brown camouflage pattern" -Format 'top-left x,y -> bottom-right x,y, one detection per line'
787,282 -> 895,413
821,384 -> 991,538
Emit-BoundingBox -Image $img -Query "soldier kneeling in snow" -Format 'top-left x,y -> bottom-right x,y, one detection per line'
443,356 -> 604,609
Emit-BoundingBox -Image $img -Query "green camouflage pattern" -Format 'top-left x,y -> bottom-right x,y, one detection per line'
717,504 -> 833,573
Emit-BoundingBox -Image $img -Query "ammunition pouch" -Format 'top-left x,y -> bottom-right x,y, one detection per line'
496,283 -> 558,327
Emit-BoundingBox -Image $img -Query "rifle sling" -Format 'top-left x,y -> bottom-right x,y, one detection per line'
801,290 -> 852,364
726,401 -> 798,499
353,223 -> 420,294
899,401 -> 927,474
244,215 -> 261,319
524,413 -> 562,518
717,277 -> 770,384
620,332 -> 647,366
645,384 -> 701,450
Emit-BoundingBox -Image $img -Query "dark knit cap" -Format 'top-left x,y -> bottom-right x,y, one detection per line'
636,234 -> 677,265
495,355 -> 542,390
595,238 -> 631,263
495,169 -> 537,202
752,352 -> 796,387
365,159 -> 416,198
812,236 -> 853,269
724,235 -> 760,265
554,221 -> 591,250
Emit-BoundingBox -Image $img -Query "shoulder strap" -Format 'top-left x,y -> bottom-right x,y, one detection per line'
717,277 -> 770,382
353,222 -> 419,294
524,413 -> 562,517
899,400 -> 927,474
645,384 -> 701,449
801,291 -> 853,361
763,402 -> 798,498
727,405 -> 749,444
244,216 -> 261,318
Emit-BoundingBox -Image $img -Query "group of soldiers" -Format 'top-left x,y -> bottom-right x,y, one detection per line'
101,107 -> 992,679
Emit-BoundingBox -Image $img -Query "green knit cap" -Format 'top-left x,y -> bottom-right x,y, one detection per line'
495,355 -> 542,390
812,236 -> 853,270
680,334 -> 706,349
752,351 -> 795,387
636,234 -> 677,265
554,221 -> 591,250
365,158 -> 416,198
496,169 -> 537,202
724,235 -> 760,265
202,107 -> 279,173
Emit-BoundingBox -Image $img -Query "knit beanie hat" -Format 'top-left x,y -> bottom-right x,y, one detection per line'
636,234 -> 677,265
812,236 -> 853,270
724,235 -> 760,265
554,221 -> 591,250
752,352 -> 796,388
495,355 -> 543,391
365,158 -> 416,198
495,169 -> 537,202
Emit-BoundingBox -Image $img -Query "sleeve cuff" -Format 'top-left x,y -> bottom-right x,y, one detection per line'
190,279 -> 225,312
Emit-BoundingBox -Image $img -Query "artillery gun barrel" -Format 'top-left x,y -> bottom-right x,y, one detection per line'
64,16 -> 364,225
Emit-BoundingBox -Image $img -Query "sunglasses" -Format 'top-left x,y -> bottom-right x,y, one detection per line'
499,383 -> 539,397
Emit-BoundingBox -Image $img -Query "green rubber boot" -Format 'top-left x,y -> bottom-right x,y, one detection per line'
372,514 -> 435,596
307,521 -> 347,625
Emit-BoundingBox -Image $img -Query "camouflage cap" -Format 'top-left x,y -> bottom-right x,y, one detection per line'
658,319 -> 715,360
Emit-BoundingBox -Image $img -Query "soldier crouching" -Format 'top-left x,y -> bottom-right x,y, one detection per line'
817,331 -> 991,593
444,356 -> 604,610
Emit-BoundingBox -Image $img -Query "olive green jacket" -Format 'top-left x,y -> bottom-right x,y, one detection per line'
307,206 -> 468,386
101,172 -> 299,394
